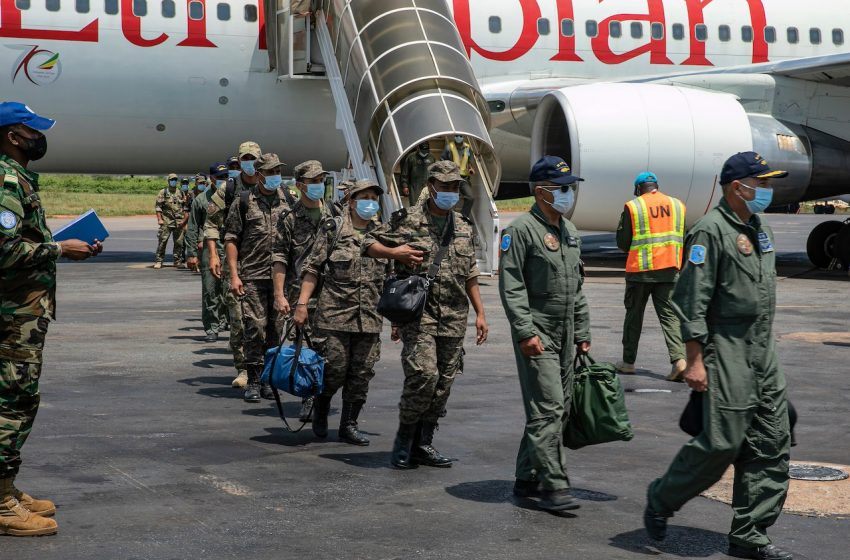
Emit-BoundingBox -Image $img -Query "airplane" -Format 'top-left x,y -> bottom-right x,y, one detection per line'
4,0 -> 850,271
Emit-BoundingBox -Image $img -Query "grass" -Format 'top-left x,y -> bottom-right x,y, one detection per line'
495,197 -> 533,212
40,191 -> 155,217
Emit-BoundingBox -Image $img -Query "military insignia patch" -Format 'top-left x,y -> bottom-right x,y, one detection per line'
737,233 -> 754,256
543,232 -> 560,251
500,233 -> 512,252
0,210 -> 17,230
689,244 -> 706,265
758,231 -> 774,253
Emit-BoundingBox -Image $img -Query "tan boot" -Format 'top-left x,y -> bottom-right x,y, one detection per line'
14,490 -> 55,517
232,370 -> 248,389
668,359 -> 687,382
616,361 -> 636,374
153,262 -> 162,270
0,497 -> 58,536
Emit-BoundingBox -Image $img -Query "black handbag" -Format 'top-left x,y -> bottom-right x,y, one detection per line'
377,212 -> 454,324
679,391 -> 798,445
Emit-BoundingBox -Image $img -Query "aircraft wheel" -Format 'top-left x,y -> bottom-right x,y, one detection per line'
806,220 -> 843,268
835,223 -> 850,269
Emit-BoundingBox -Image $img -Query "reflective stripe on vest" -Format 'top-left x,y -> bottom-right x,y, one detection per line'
448,142 -> 471,177
625,192 -> 686,273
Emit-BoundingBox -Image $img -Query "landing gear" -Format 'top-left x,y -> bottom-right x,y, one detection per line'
806,219 -> 850,269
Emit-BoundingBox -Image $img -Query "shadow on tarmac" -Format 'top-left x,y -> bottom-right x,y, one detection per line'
320,451 -> 393,469
608,526 -> 727,557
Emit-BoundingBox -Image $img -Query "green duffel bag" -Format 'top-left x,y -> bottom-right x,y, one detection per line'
563,354 -> 634,450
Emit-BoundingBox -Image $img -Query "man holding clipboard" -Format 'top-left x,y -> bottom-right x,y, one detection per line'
0,102 -> 102,537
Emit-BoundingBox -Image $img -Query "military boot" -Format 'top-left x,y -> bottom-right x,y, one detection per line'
390,422 -> 419,469
411,421 -> 452,467
312,395 -> 332,438
0,497 -> 58,537
231,370 -> 248,389
728,544 -> 794,560
11,485 -> 55,517
338,401 -> 369,446
243,366 -> 261,403
260,384 -> 274,400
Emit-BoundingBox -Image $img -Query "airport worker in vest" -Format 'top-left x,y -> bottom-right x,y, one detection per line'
616,172 -> 687,380
498,155 -> 591,512
644,152 -> 793,560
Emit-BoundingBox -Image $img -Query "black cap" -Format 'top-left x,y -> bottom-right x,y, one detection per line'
720,151 -> 788,185
529,155 -> 584,185
209,162 -> 228,179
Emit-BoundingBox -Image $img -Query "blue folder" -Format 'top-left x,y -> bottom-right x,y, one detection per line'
52,209 -> 109,245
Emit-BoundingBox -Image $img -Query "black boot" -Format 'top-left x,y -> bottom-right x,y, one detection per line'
339,401 -> 369,446
312,395 -> 332,439
390,422 -> 419,469
243,366 -> 261,403
412,421 -> 452,468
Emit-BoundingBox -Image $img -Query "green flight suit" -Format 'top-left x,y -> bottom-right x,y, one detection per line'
499,204 -> 591,491
648,198 -> 790,550
186,189 -> 225,336
616,209 -> 685,365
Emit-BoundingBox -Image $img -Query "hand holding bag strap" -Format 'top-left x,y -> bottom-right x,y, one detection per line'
426,211 -> 455,281
269,325 -> 312,433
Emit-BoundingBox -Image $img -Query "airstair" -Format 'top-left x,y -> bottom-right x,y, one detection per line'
267,0 -> 502,274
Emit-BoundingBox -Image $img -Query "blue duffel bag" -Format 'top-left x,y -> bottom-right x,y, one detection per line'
261,326 -> 325,431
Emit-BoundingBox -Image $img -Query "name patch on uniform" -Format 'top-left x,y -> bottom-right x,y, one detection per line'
500,233 -> 512,252
566,236 -> 578,248
0,210 -> 17,230
758,231 -> 774,253
689,244 -> 706,265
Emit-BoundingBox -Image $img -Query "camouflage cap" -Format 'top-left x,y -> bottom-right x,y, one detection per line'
258,152 -> 286,171
348,179 -> 383,198
294,160 -> 326,180
238,141 -> 262,158
167,173 -> 178,180
336,180 -> 355,191
428,160 -> 463,183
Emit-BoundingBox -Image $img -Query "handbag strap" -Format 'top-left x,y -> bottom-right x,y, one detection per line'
426,211 -> 455,280
267,325 -> 314,433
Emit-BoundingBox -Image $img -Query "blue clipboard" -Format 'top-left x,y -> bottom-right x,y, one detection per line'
52,209 -> 109,245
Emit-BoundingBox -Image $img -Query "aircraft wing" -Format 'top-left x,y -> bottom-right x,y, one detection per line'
662,51 -> 850,86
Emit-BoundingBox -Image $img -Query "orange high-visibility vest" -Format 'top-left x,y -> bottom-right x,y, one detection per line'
625,191 -> 686,273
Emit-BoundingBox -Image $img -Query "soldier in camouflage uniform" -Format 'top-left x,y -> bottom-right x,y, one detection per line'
272,160 -> 333,421
154,173 -> 187,269
294,179 -> 389,444
225,153 -> 291,403
0,102 -> 103,536
186,164 -> 227,342
206,142 -> 263,389
365,160 -> 488,469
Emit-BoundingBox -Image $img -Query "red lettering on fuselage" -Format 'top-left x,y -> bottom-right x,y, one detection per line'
453,0 -> 542,61
177,0 -> 216,47
551,0 -> 582,62
591,0 -> 673,65
0,0 -> 98,41
121,0 -> 168,47
682,0 -> 767,64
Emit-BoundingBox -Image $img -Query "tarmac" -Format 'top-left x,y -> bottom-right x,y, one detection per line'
8,213 -> 849,559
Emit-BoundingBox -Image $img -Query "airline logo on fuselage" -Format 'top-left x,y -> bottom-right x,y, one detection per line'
8,44 -> 61,85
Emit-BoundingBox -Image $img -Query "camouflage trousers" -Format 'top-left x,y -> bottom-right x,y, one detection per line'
398,326 -> 464,425
0,315 -> 48,480
312,329 -> 380,403
241,280 -> 284,368
155,221 -> 185,265
222,265 -> 245,373
200,247 -> 226,335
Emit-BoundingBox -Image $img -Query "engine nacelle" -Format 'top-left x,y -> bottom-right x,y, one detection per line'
531,83 -> 798,230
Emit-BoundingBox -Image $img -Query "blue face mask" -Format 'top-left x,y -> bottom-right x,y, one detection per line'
240,160 -> 256,176
431,187 -> 459,210
454,135 -> 464,144
180,185 -> 189,192
264,174 -> 283,190
168,180 -> 177,188
355,199 -> 380,220
543,188 -> 575,215
739,183 -> 774,214
306,183 -> 325,201
215,180 -> 226,189
227,169 -> 240,179
197,184 -> 207,192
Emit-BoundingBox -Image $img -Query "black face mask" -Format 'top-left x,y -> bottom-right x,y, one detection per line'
13,131 -> 48,161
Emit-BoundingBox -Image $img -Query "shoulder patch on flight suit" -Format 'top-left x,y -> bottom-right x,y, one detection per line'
758,231 -> 774,253
689,244 -> 706,265
500,233 -> 512,252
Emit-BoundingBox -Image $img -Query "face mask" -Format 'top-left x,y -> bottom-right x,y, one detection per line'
180,185 -> 189,192
264,174 -> 282,190
739,184 -> 774,214
431,187 -> 459,211
542,187 -> 574,215
306,183 -> 325,201
240,160 -> 256,176
13,132 -> 47,161
454,135 -> 464,144
227,169 -> 240,179
197,184 -> 207,192
169,180 -> 177,188
355,199 -> 380,220
216,180 -> 226,189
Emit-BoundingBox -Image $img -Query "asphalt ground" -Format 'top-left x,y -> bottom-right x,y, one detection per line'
8,213 -> 849,559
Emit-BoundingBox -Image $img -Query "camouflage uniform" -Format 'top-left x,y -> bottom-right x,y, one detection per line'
224,186 -> 291,375
204,188 -> 245,374
0,155 -> 61,484
302,211 -> 388,403
154,186 -> 187,266
273,199 -> 332,306
186,188 -> 225,335
364,199 -> 479,425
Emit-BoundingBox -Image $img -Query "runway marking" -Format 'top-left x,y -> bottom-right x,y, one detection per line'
780,332 -> 850,344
